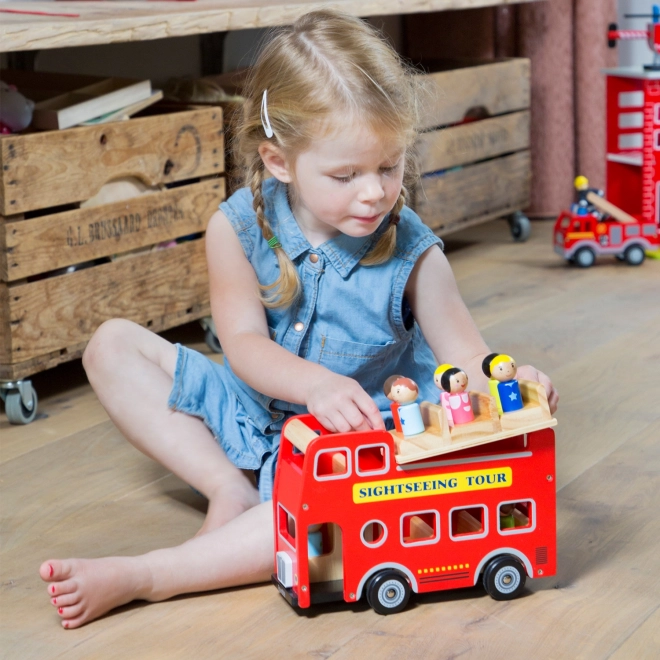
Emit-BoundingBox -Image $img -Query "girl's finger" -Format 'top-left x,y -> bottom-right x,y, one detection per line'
355,394 -> 386,431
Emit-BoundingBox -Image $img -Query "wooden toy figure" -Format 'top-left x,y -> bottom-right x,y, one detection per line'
433,364 -> 474,427
482,353 -> 524,415
385,376 -> 425,437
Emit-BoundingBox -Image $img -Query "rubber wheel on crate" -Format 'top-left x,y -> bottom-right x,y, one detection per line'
508,211 -> 531,242
205,327 -> 222,354
4,384 -> 38,425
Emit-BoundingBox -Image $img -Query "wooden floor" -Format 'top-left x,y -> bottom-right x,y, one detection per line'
2,220 -> 659,659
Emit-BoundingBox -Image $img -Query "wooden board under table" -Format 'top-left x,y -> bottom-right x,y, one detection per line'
0,107 -> 225,215
415,150 -> 531,235
0,237 -> 211,378
1,178 -> 224,281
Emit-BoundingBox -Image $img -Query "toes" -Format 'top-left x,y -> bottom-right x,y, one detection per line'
40,559 -> 74,582
58,602 -> 84,620
51,591 -> 80,608
48,578 -> 77,598
61,613 -> 87,630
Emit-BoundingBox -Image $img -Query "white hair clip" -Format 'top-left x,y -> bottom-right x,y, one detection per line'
260,89 -> 274,138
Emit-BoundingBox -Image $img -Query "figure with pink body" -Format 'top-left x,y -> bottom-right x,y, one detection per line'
434,364 -> 474,427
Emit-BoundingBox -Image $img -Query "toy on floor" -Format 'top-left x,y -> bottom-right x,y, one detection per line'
271,369 -> 557,615
385,376 -> 424,437
482,353 -> 523,415
433,364 -> 474,427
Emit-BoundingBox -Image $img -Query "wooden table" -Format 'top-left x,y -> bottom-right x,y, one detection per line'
0,0 -> 538,52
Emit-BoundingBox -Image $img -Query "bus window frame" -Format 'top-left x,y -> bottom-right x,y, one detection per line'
360,519 -> 389,549
496,499 -> 537,536
313,446 -> 352,481
277,503 -> 297,551
448,504 -> 489,542
400,509 -> 441,547
355,442 -> 390,477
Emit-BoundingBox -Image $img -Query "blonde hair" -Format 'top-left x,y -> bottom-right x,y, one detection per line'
233,10 -> 421,308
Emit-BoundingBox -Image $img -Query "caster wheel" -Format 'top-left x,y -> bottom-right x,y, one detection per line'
508,211 -> 531,242
205,327 -> 222,353
4,383 -> 38,424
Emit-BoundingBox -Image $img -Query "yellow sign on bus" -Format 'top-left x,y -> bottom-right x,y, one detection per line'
353,467 -> 512,504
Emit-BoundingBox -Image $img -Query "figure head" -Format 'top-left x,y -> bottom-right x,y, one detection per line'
574,175 -> 589,191
234,10 -> 421,307
386,377 -> 419,404
434,364 -> 468,393
482,353 -> 517,382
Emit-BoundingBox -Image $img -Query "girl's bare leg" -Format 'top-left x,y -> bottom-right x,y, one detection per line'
40,501 -> 273,629
81,318 -> 260,535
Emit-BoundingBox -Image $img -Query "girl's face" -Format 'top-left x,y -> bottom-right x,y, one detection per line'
275,120 -> 405,246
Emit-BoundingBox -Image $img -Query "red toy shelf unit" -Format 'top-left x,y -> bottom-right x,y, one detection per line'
272,415 -> 556,614
605,67 -> 660,226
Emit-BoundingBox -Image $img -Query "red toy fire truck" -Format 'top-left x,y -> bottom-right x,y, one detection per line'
553,198 -> 659,267
272,381 -> 557,614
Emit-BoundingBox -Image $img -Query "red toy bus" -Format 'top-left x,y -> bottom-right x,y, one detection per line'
272,386 -> 557,614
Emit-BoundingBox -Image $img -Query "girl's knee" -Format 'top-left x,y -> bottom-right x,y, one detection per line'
83,319 -> 140,377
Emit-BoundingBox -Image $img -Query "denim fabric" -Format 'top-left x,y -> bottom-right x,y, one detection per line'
171,178 -> 443,501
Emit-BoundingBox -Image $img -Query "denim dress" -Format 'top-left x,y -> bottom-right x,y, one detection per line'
168,178 -> 443,501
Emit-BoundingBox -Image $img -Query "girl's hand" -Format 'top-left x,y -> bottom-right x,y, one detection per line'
305,372 -> 386,434
516,365 -> 559,414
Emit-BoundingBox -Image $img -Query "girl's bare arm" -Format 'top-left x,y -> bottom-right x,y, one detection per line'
405,245 -> 558,412
205,210 -> 384,432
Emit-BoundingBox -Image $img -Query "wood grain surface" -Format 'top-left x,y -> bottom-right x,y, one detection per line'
1,221 -> 658,660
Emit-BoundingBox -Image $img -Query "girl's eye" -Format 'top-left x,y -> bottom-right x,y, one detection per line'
380,164 -> 399,174
332,175 -> 353,183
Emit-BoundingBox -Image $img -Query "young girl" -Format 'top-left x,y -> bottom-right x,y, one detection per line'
39,10 -> 558,629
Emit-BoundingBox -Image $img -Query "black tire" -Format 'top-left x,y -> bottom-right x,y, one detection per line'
508,212 -> 531,242
366,571 -> 411,615
204,327 -> 223,353
483,555 -> 526,601
574,247 -> 595,268
624,244 -> 645,266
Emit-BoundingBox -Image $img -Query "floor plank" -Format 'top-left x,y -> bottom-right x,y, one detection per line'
2,220 -> 659,659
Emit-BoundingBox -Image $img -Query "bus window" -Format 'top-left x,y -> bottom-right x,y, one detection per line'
278,504 -> 296,549
308,523 -> 335,557
356,443 -> 389,476
449,506 -> 488,540
361,520 -> 388,548
401,511 -> 440,546
314,447 -> 351,480
498,500 -> 535,534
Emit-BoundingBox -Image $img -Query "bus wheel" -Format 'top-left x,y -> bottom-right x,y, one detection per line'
573,247 -> 595,268
483,556 -> 526,600
624,244 -> 645,266
366,571 -> 411,615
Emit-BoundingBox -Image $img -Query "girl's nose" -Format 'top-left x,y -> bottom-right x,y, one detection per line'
357,174 -> 385,203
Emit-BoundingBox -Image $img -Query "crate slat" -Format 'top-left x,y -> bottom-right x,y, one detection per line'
0,107 -> 225,215
415,150 -> 531,234
1,238 -> 209,364
417,59 -> 530,130
1,177 -> 224,281
416,111 -> 530,173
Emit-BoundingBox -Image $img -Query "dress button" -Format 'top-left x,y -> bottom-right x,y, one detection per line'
271,413 -> 279,419
294,322 -> 304,332
309,253 -> 319,263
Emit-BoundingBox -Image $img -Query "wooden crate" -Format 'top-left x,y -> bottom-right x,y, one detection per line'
0,106 -> 226,381
413,58 -> 531,236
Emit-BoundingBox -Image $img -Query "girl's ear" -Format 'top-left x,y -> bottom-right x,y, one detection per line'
258,142 -> 293,183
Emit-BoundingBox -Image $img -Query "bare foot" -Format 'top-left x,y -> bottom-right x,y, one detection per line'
195,476 -> 261,537
39,557 -> 154,629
